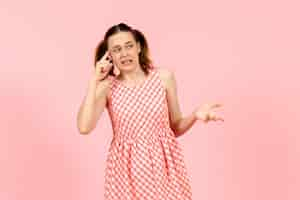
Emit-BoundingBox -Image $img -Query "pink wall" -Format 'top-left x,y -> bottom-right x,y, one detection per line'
1,0 -> 299,199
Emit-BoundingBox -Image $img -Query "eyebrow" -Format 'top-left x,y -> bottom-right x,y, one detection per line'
112,41 -> 133,49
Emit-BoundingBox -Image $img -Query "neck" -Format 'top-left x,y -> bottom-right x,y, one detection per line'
118,65 -> 146,83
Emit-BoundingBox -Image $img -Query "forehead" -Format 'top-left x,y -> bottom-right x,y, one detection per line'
108,31 -> 135,48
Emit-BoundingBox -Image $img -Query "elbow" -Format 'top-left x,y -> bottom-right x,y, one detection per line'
170,124 -> 179,137
77,118 -> 94,135
170,119 -> 182,137
173,129 -> 181,138
77,125 -> 93,135
79,129 -> 91,135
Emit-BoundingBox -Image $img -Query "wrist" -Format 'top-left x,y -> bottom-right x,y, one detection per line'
193,110 -> 207,122
192,110 -> 199,121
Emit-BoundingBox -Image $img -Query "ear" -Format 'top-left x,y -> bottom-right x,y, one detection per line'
137,42 -> 141,54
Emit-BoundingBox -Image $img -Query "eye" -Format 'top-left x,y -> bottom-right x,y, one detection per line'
126,44 -> 133,49
112,48 -> 121,53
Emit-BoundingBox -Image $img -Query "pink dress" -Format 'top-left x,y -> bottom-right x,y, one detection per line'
104,67 -> 192,200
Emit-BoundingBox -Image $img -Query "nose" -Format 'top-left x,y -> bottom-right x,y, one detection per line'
120,47 -> 129,57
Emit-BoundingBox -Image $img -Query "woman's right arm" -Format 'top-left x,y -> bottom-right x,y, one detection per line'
77,50 -> 114,134
76,77 -> 111,135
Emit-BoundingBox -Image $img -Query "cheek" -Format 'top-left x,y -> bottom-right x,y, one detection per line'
131,50 -> 139,58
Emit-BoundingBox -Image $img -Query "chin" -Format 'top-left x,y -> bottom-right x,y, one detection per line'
119,64 -> 136,71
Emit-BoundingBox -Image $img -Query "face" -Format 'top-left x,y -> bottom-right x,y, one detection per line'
107,31 -> 141,73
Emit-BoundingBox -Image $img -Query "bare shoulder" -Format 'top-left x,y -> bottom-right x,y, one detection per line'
157,67 -> 175,89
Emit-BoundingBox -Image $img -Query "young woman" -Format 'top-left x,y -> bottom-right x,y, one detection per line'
77,23 -> 224,200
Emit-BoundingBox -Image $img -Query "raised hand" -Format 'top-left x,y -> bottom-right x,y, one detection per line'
194,103 -> 224,123
93,51 -> 114,82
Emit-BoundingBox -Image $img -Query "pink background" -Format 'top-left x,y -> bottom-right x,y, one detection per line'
1,0 -> 299,199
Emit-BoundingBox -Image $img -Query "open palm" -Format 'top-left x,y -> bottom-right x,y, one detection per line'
194,103 -> 224,123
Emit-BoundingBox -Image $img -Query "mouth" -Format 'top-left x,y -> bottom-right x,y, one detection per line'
120,59 -> 133,65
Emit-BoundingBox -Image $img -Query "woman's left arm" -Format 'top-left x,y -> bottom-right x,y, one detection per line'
160,69 -> 196,137
161,68 -> 224,138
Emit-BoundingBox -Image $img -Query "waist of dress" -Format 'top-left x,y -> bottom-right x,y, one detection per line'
110,127 -> 175,147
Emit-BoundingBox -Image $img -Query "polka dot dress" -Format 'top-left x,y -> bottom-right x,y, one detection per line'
104,67 -> 192,200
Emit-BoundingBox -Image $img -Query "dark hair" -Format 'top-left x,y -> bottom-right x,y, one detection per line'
94,23 -> 153,76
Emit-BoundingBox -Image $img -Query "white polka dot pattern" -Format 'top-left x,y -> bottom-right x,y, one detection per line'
104,67 -> 192,200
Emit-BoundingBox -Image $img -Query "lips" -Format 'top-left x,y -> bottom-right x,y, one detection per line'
121,59 -> 133,65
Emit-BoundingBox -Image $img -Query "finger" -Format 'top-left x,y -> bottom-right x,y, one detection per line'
208,111 -> 216,117
208,112 -> 220,121
100,67 -> 105,73
209,103 -> 223,109
212,103 -> 222,108
107,51 -> 113,61
100,63 -> 113,73
214,116 -> 224,122
96,59 -> 108,67
108,51 -> 113,60
96,59 -> 110,69
103,51 -> 110,59
106,62 -> 113,70
101,51 -> 110,62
